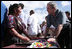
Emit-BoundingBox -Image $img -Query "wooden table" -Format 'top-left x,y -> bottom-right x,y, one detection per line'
2,40 -> 36,48
2,37 -> 57,48
2,44 -> 29,48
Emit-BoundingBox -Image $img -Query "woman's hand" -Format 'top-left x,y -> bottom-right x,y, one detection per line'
21,37 -> 30,42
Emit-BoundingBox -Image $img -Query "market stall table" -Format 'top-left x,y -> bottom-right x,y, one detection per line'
2,40 -> 38,48
2,44 -> 28,48
2,36 -> 59,48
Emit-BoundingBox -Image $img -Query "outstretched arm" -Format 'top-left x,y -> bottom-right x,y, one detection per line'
54,24 -> 63,38
11,28 -> 30,42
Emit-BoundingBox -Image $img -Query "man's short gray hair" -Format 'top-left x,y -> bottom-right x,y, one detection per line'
47,1 -> 57,9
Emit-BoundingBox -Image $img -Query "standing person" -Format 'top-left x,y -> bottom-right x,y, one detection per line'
45,1 -> 67,48
62,11 -> 71,48
3,4 -> 31,46
65,11 -> 71,23
27,10 -> 39,37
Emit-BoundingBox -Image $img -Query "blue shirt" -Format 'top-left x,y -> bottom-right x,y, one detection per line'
47,9 -> 67,29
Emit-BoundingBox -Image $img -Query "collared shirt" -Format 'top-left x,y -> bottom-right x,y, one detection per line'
47,9 -> 67,29
27,14 -> 38,35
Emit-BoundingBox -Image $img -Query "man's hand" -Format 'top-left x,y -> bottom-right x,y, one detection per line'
47,38 -> 56,42
54,24 -> 63,38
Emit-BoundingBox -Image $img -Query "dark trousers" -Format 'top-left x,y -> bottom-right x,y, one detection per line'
57,23 -> 71,48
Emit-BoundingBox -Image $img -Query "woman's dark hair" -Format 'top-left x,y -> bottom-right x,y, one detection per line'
8,3 -> 20,15
19,3 -> 24,9
30,10 -> 34,15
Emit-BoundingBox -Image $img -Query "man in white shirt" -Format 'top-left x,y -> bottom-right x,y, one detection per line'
27,10 -> 38,36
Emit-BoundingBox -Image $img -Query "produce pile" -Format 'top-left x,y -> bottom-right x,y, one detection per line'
28,38 -> 59,48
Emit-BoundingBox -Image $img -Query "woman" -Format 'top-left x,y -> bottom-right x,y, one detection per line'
4,4 -> 30,46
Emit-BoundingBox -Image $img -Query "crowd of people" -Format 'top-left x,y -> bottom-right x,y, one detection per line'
1,1 -> 71,48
